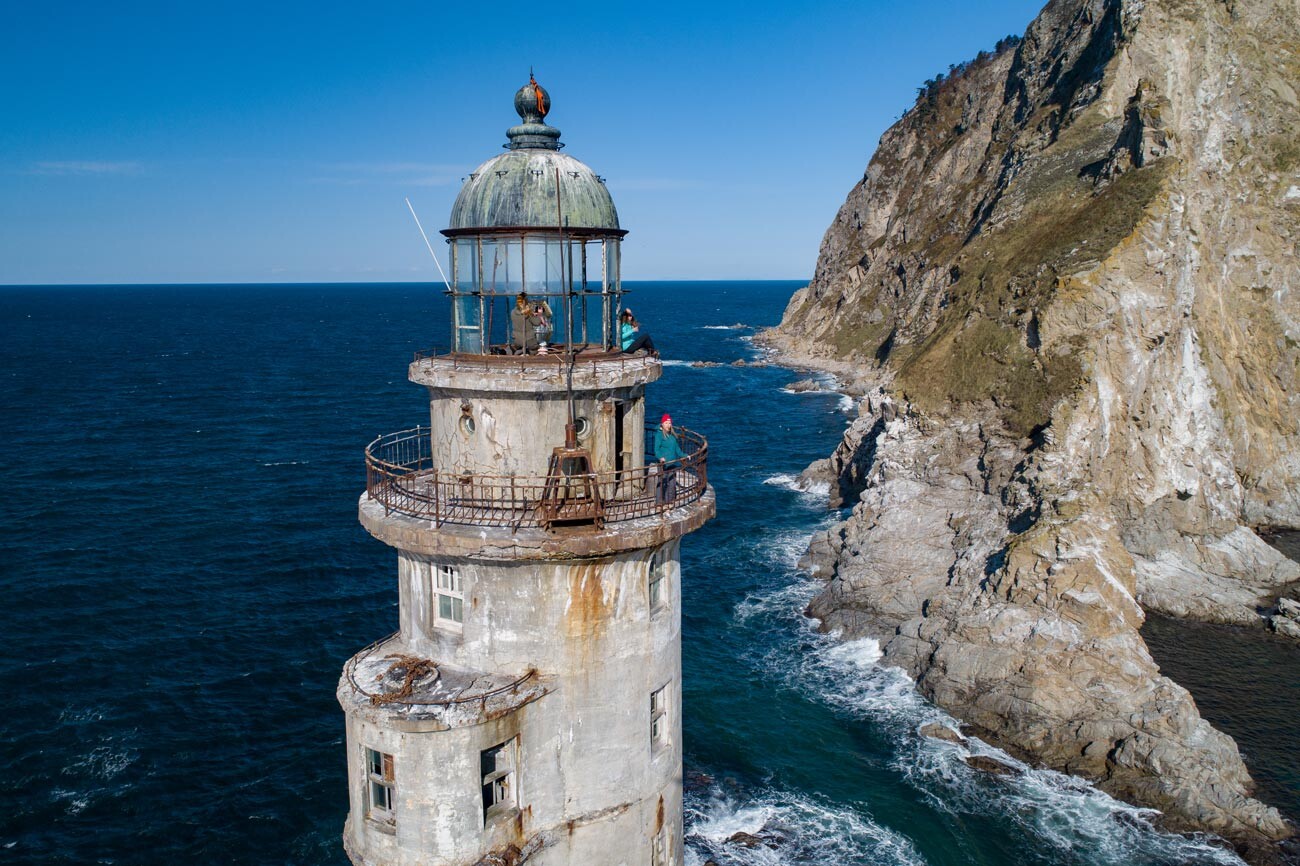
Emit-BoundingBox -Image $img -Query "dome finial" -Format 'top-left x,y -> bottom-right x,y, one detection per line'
507,74 -> 561,150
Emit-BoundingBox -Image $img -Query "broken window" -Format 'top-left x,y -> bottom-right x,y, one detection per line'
436,564 -> 464,625
480,738 -> 518,820
650,685 -> 668,751
648,550 -> 666,612
365,747 -> 395,825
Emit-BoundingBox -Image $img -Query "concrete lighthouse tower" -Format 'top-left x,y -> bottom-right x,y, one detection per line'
339,76 -> 714,866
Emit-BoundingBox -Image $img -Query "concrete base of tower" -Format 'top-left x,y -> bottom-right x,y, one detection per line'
338,671 -> 684,866
342,779 -> 682,866
336,547 -> 687,866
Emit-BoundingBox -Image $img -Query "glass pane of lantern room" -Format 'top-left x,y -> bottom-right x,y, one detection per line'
454,295 -> 482,352
504,239 -> 523,296
454,239 -> 479,293
524,238 -> 566,345
605,239 -> 622,348
605,239 -> 621,294
452,239 -> 482,353
481,239 -> 507,295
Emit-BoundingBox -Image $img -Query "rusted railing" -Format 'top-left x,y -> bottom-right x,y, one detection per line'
365,426 -> 708,529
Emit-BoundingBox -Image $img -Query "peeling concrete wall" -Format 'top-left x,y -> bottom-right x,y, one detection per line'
343,352 -> 697,866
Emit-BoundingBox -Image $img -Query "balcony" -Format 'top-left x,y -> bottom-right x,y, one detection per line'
339,633 -> 549,726
408,346 -> 661,393
364,426 -> 708,530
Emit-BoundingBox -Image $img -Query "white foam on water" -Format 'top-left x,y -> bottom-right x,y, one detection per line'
659,359 -> 690,367
767,625 -> 1248,865
58,704 -> 108,724
701,324 -> 750,330
753,523 -> 829,572
838,394 -> 858,415
685,784 -> 927,866
51,788 -> 92,816
762,473 -> 831,507
64,744 -> 137,781
779,372 -> 842,395
734,575 -> 820,626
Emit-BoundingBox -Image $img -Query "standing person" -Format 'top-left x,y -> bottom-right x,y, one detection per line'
652,413 -> 686,503
533,297 -> 554,349
620,309 -> 657,355
512,292 -> 544,352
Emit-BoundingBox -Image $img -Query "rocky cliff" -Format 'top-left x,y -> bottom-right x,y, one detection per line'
762,0 -> 1300,858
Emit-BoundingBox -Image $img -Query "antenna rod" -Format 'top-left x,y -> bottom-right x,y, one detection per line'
556,167 -> 577,430
405,197 -> 452,292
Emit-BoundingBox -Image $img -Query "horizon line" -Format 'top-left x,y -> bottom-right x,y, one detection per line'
0,277 -> 811,289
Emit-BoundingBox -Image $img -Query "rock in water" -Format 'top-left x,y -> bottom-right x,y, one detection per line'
761,0 -> 1299,855
920,722 -> 968,745
965,755 -> 1023,777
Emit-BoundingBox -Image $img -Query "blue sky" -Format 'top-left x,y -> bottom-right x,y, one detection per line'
1,1 -> 1046,285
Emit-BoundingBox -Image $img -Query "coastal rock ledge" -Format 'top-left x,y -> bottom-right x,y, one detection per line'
762,0 -> 1300,860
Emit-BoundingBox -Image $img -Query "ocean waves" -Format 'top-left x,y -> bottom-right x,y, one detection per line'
685,783 -> 927,866
726,548 -> 1248,866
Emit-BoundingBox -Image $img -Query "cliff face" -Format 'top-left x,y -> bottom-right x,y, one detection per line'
764,0 -> 1300,855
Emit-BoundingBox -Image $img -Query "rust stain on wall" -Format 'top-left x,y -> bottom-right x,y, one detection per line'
564,561 -> 608,639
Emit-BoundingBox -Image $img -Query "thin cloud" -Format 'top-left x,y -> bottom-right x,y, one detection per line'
27,160 -> 143,176
312,161 -> 464,187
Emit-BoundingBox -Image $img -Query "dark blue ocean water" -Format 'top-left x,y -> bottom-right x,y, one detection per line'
0,282 -> 1267,865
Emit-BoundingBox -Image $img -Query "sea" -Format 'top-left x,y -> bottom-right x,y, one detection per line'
2,281 -> 1295,865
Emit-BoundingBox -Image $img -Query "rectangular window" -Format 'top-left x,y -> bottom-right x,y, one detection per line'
648,550 -> 667,612
650,686 -> 668,751
365,747 -> 395,825
435,564 -> 464,626
480,738 -> 518,820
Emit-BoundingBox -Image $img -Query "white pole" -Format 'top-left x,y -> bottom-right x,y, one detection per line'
405,197 -> 452,292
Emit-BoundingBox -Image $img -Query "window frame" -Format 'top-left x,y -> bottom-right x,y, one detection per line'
648,550 -> 667,613
364,746 -> 396,827
650,685 -> 669,752
480,737 -> 519,823
434,563 -> 465,628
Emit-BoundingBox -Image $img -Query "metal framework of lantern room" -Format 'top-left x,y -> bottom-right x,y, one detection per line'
440,75 -> 628,356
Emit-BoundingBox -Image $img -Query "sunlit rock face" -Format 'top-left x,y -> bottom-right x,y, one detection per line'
765,0 -> 1300,856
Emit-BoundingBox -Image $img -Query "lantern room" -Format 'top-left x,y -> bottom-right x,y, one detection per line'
441,76 -> 627,354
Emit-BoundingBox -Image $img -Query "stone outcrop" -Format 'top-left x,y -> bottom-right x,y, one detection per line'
763,0 -> 1300,858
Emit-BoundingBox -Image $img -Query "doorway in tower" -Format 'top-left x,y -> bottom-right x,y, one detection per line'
614,399 -> 627,481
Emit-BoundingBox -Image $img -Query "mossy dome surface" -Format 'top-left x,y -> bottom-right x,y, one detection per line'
447,78 -> 620,232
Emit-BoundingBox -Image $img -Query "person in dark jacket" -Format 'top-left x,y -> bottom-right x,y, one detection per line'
511,292 -> 544,352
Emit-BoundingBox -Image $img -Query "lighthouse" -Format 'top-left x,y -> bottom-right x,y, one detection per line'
338,77 -> 714,866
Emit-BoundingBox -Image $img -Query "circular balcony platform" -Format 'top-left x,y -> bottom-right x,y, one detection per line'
359,486 -> 714,560
360,425 -> 714,559
409,346 -> 660,392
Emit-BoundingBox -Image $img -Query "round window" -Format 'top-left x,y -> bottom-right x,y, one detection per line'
573,416 -> 591,439
460,415 -> 476,435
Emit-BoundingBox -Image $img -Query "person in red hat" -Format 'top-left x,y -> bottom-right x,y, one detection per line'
651,413 -> 687,504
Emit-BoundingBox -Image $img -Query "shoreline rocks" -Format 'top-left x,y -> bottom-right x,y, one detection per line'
759,0 -> 1300,858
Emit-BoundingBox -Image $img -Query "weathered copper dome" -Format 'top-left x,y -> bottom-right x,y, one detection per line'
447,77 -> 620,233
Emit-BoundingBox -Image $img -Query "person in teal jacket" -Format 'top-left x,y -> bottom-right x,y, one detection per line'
620,309 -> 657,355
652,413 -> 686,503
653,413 -> 686,461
